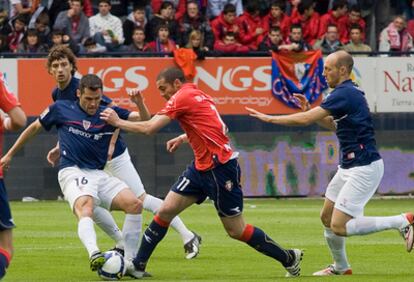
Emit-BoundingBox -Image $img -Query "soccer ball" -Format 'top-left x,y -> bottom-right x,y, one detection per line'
97,251 -> 126,281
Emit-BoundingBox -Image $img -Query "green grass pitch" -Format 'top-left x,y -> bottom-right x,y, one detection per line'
4,198 -> 414,281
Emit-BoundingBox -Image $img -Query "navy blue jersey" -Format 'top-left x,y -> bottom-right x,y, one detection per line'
51,76 -> 126,158
39,100 -> 130,170
320,80 -> 381,168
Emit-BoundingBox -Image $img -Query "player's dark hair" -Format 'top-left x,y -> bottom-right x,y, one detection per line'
157,67 -> 186,84
47,45 -> 77,76
79,74 -> 103,93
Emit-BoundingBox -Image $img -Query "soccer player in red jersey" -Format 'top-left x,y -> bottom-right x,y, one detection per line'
0,72 -> 27,279
100,67 -> 303,279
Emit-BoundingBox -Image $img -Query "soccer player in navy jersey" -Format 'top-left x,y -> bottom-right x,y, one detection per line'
247,50 -> 414,276
0,73 -> 27,280
100,67 -> 303,279
0,74 -> 144,272
45,45 -> 201,260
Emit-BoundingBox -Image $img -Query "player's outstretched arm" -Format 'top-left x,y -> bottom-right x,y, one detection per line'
292,94 -> 336,131
166,134 -> 188,153
4,106 -> 27,131
246,106 -> 331,127
0,119 -> 43,170
127,88 -> 151,121
100,108 -> 170,135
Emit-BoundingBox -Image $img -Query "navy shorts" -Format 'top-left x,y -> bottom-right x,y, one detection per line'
0,179 -> 14,230
171,158 -> 243,217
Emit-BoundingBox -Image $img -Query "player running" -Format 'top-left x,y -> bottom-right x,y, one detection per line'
100,67 -> 303,278
246,50 -> 414,276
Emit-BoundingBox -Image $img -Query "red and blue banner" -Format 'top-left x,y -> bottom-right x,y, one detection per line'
271,50 -> 327,108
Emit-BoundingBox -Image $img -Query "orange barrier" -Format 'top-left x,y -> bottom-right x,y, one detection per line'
18,57 -> 320,116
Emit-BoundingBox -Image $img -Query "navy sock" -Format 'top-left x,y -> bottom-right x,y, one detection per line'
0,249 -> 10,279
133,216 -> 169,270
240,224 -> 292,267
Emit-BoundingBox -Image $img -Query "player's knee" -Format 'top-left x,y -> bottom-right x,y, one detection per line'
320,211 -> 332,228
124,198 -> 143,214
330,222 -> 346,236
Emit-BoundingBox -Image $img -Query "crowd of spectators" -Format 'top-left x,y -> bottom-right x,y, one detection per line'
0,0 -> 413,56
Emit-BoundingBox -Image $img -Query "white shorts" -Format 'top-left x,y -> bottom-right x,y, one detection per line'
325,159 -> 384,217
58,166 -> 128,211
104,148 -> 145,197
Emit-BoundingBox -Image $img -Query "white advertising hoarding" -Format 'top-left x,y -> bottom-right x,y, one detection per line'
376,58 -> 414,112
352,57 -> 377,112
0,58 -> 18,97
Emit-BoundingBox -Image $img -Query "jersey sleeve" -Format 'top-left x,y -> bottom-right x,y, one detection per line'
157,92 -> 190,119
39,103 -> 58,131
0,72 -> 20,112
113,106 -> 131,120
320,89 -> 349,117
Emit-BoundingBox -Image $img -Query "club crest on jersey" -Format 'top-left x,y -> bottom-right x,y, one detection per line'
224,180 -> 233,191
82,120 -> 91,130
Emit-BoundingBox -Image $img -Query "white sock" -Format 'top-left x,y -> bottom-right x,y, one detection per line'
93,206 -> 124,249
143,194 -> 194,244
346,215 -> 406,236
78,217 -> 99,257
122,214 -> 142,260
324,227 -> 350,271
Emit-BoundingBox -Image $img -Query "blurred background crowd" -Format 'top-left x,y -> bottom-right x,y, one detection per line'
0,0 -> 413,55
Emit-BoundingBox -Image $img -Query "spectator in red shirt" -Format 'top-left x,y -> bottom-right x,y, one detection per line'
318,0 -> 348,39
213,31 -> 249,53
263,0 -> 291,40
290,0 -> 320,46
210,3 -> 240,42
237,1 -> 265,50
147,23 -> 177,53
338,5 -> 366,44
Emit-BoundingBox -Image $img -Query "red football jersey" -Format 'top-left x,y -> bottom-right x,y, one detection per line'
158,83 -> 233,171
0,72 -> 20,178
